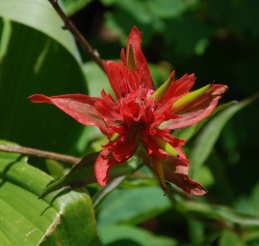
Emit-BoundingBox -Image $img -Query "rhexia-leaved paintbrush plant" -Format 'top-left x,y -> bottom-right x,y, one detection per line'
29,26 -> 227,195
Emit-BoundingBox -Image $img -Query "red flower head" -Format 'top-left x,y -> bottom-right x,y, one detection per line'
29,26 -> 227,195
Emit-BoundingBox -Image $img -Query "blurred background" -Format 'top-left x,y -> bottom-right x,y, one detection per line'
74,0 -> 259,225
0,0 -> 259,245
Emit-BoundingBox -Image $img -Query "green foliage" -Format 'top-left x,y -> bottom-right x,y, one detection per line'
61,0 -> 93,16
0,0 -> 259,245
0,143 -> 101,246
0,0 -> 87,154
190,94 -> 259,178
219,231 -> 245,246
99,225 -> 177,246
97,187 -> 171,225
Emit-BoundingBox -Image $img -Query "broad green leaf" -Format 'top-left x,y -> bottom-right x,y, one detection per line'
46,159 -> 67,178
219,230 -> 245,246
190,94 -> 259,178
99,225 -> 177,246
0,0 -> 80,60
61,0 -> 93,16
0,146 -> 101,246
97,186 -> 171,225
0,1 -> 87,153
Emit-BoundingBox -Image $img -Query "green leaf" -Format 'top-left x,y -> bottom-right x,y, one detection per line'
190,94 -> 259,178
82,62 -> 112,97
40,153 -> 135,198
219,231 -> 245,246
148,0 -> 198,18
0,0 -> 80,59
188,219 -> 205,246
99,225 -> 177,246
177,200 -> 259,227
46,159 -> 67,179
97,186 -> 171,225
39,153 -> 97,198
0,0 -> 88,154
0,146 -> 101,246
104,0 -> 162,44
61,0 -> 93,16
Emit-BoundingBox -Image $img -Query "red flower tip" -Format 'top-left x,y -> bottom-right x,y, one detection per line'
210,84 -> 228,96
28,94 -> 51,103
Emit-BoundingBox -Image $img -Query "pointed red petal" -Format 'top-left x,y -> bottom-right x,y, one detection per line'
126,26 -> 153,89
103,61 -> 132,98
160,73 -> 196,105
28,94 -> 109,134
108,134 -> 138,163
94,134 -> 137,186
94,148 -> 116,186
103,27 -> 153,98
164,156 -> 207,196
163,84 -> 228,129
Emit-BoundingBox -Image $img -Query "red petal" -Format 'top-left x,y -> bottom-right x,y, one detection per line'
103,27 -> 153,98
94,133 -> 137,186
29,94 -> 110,135
94,148 -> 116,186
103,61 -> 137,98
164,156 -> 207,196
109,134 -> 138,163
126,26 -> 153,89
159,73 -> 196,105
163,84 -> 228,129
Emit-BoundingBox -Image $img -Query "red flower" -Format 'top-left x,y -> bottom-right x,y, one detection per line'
29,27 -> 227,195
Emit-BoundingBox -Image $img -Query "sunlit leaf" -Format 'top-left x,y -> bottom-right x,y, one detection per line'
0,0 -> 87,154
0,145 -> 101,246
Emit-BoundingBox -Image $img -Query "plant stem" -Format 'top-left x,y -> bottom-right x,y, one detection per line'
48,0 -> 104,71
0,144 -> 80,164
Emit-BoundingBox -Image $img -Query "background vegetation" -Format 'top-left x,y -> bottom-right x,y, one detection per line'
0,0 -> 258,245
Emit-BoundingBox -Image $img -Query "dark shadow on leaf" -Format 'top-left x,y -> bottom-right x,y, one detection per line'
107,239 -> 142,246
40,186 -> 71,216
0,155 -> 24,188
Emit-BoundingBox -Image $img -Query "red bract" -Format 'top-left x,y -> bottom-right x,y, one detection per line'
29,27 -> 228,195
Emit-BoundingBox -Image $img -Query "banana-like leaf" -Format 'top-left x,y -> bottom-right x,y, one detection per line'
0,0 -> 88,154
0,146 -> 101,246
